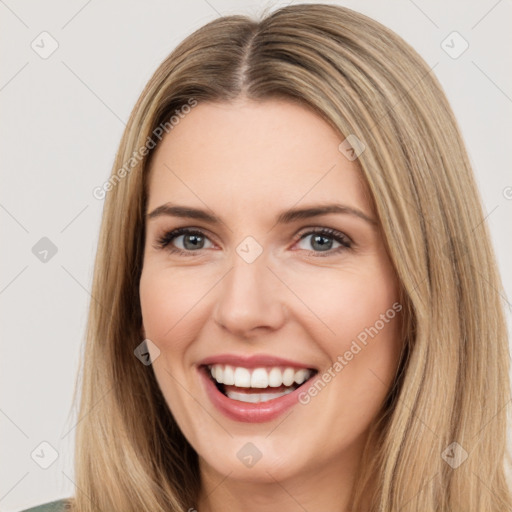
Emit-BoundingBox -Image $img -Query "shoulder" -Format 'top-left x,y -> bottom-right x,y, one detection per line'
19,499 -> 71,512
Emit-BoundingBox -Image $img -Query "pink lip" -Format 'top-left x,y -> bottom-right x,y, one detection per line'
198,366 -> 311,423
198,353 -> 315,370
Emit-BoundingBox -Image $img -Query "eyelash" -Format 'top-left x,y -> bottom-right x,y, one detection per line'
154,226 -> 353,257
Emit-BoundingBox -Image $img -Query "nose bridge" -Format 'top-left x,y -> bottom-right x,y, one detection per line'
213,241 -> 286,335
226,232 -> 271,292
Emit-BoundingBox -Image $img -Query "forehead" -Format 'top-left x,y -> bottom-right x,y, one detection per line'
146,99 -> 372,219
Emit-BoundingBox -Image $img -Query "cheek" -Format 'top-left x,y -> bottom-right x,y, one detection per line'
288,262 -> 400,346
290,260 -> 403,413
139,266 -> 200,412
139,266 -> 205,354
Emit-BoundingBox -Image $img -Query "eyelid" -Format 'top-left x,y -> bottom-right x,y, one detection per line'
295,226 -> 352,244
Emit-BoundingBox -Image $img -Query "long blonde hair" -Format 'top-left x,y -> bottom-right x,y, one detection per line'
68,4 -> 511,511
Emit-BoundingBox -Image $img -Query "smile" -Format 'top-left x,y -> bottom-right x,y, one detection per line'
208,364 -> 314,403
197,354 -> 319,422
197,355 -> 318,422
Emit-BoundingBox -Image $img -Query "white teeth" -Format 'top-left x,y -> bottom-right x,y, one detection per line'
225,387 -> 295,403
223,365 -> 235,385
268,367 -> 283,387
282,368 -> 295,386
250,368 -> 269,388
294,368 -> 310,385
208,364 -> 313,389
214,365 -> 223,384
233,367 -> 251,387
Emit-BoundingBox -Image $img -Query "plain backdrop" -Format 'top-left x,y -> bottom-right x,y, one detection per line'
1,0 -> 511,510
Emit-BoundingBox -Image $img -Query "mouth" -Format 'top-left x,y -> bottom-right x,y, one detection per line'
202,364 -> 318,404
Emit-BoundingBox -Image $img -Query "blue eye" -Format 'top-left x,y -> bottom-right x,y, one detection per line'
156,227 -> 213,255
296,227 -> 352,255
155,226 -> 352,257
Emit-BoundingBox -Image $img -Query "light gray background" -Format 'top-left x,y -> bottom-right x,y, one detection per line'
1,0 -> 511,510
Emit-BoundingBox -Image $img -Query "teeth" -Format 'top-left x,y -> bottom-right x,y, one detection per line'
268,367 -> 282,387
233,367 -> 251,387
223,365 -> 235,385
214,365 -> 223,383
294,368 -> 310,385
208,364 -> 313,388
225,387 -> 295,403
250,368 -> 269,388
282,368 -> 295,386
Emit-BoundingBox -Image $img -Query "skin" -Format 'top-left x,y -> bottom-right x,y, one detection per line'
139,98 -> 404,512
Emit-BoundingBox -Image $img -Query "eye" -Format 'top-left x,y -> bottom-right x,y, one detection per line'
294,227 -> 352,256
155,227 -> 214,256
154,226 -> 352,257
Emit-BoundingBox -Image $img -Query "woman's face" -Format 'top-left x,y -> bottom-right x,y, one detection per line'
140,99 -> 403,486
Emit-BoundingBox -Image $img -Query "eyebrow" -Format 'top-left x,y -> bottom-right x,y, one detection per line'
147,202 -> 377,227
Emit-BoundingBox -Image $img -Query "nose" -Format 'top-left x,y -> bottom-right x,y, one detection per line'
212,249 -> 287,338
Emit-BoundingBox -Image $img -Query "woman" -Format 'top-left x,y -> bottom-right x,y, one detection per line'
23,3 -> 511,511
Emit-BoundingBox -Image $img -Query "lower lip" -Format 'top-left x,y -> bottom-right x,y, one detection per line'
198,366 -> 307,423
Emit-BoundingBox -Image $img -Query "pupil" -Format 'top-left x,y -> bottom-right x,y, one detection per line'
183,234 -> 203,250
312,235 -> 332,251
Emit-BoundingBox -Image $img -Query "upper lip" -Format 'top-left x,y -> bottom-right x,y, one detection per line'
198,353 -> 317,370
